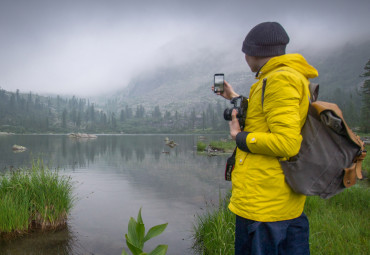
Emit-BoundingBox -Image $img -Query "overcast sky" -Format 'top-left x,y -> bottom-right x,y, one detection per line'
1,0 -> 369,96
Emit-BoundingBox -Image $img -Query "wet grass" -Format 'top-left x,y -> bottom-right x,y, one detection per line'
0,160 -> 74,239
192,191 -> 235,255
192,185 -> 369,255
305,184 -> 369,255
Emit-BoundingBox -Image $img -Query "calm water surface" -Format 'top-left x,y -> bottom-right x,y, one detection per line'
0,134 -> 231,255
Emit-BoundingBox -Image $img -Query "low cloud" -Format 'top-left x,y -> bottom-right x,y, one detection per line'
0,0 -> 369,96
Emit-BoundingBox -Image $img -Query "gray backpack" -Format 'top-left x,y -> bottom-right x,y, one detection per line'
262,80 -> 367,199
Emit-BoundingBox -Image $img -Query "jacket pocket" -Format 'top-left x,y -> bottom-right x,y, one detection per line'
236,150 -> 248,166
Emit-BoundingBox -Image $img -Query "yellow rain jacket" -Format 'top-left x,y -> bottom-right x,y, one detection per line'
229,53 -> 318,222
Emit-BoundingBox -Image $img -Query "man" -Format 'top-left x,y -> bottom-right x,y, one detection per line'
215,22 -> 318,254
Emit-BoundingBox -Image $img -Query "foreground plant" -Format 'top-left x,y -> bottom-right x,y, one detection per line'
122,208 -> 168,255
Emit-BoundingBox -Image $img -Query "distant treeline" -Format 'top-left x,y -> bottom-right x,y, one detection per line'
0,58 -> 369,134
0,89 -> 228,134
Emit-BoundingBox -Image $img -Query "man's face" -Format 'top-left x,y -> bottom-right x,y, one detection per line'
245,54 -> 259,73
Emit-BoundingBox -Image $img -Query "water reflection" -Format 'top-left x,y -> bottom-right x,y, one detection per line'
0,134 -> 231,255
0,225 -> 77,255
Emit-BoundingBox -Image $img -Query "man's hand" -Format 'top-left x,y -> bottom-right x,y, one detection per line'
212,81 -> 240,100
229,109 -> 241,140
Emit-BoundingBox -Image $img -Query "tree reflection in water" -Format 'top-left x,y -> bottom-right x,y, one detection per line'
0,134 -> 230,255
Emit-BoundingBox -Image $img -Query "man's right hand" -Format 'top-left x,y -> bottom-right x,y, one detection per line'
229,109 -> 241,140
212,81 -> 240,100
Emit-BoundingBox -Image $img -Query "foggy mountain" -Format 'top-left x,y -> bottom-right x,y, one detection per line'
1,40 -> 368,134
99,40 -> 370,115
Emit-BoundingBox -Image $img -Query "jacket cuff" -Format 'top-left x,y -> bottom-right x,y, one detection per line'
236,132 -> 251,153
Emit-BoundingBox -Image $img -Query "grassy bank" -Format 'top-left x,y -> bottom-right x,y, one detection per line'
193,185 -> 369,255
0,160 -> 74,239
193,145 -> 369,254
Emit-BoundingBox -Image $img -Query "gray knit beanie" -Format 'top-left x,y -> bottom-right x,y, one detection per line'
242,22 -> 289,57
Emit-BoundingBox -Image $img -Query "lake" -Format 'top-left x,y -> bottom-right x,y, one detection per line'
0,134 -> 231,255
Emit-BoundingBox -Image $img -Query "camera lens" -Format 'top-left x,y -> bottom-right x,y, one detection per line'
223,109 -> 232,121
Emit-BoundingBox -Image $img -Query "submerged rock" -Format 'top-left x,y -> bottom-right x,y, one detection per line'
0,132 -> 14,135
206,145 -> 225,156
68,133 -> 97,139
12,145 -> 27,152
164,137 -> 177,148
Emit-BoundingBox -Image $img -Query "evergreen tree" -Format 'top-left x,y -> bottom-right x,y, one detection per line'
120,109 -> 126,122
111,112 -> 117,129
135,105 -> 145,118
153,106 -> 162,119
125,105 -> 133,119
190,109 -> 196,129
62,109 -> 68,129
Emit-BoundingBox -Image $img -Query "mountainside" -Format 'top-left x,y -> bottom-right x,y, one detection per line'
106,40 -> 370,115
103,46 -> 255,114
308,40 -> 370,99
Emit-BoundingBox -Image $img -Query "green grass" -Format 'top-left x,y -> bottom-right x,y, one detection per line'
305,185 -> 369,255
0,160 -> 74,238
192,184 -> 369,255
192,192 -> 235,255
197,141 -> 207,152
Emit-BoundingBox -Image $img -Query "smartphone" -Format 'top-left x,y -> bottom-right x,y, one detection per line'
214,73 -> 224,93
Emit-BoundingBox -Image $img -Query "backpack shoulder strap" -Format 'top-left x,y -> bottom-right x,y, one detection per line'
309,83 -> 319,102
261,78 -> 267,107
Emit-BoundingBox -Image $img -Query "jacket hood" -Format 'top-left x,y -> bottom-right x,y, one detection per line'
258,53 -> 318,79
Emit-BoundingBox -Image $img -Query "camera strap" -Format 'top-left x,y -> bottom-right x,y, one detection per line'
225,147 -> 237,181
224,95 -> 248,181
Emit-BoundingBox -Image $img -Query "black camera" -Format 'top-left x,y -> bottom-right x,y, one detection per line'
224,96 -> 248,129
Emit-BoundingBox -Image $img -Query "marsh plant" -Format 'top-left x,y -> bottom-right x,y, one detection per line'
0,159 -> 74,238
122,208 -> 168,255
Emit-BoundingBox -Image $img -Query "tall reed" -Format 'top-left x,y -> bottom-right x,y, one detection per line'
0,160 -> 74,238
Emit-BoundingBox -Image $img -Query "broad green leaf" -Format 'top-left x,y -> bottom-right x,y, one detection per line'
144,223 -> 168,242
127,217 -> 140,247
126,238 -> 143,255
122,248 -> 129,255
136,208 -> 145,248
148,245 -> 168,255
136,222 -> 145,249
137,207 -> 143,224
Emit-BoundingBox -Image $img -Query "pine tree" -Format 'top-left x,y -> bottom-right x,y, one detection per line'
62,109 -> 68,129
360,59 -> 370,132
153,106 -> 162,119
120,109 -> 126,122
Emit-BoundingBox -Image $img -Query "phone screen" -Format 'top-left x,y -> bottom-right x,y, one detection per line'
214,74 -> 224,93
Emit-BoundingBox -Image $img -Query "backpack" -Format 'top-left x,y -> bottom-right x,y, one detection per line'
262,79 -> 367,199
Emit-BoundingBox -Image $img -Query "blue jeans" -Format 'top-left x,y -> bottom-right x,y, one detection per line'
235,213 -> 310,255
